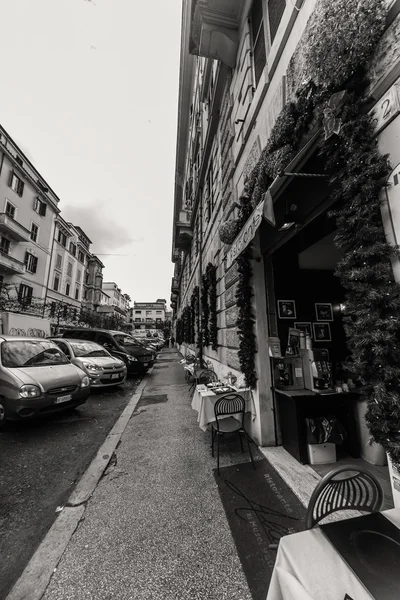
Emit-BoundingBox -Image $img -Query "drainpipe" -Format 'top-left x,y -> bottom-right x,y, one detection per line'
43,222 -> 56,317
198,187 -> 204,365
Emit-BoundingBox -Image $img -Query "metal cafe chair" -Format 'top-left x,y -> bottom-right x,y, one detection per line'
305,464 -> 384,529
189,368 -> 218,393
211,392 -> 255,475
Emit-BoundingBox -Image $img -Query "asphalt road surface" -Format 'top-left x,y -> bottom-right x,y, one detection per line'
0,376 -> 141,600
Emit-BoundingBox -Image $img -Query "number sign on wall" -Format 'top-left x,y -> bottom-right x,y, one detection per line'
370,83 -> 400,135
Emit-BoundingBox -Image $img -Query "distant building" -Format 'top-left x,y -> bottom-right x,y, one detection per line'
98,282 -> 130,322
83,254 -> 105,311
130,299 -> 167,330
0,124 -> 60,304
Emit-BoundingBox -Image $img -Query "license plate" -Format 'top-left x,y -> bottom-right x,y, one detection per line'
111,374 -> 120,380
55,394 -> 72,404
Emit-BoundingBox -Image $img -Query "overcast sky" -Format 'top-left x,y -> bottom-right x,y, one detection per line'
0,0 -> 182,305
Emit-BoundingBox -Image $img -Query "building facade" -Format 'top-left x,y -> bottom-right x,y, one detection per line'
0,125 -> 60,304
130,299 -> 167,330
83,255 -> 105,311
99,282 -> 130,322
171,0 -> 400,449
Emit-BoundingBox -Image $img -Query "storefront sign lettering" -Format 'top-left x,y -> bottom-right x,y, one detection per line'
226,199 -> 265,268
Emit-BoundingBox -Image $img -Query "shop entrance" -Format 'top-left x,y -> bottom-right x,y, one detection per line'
263,210 -> 392,505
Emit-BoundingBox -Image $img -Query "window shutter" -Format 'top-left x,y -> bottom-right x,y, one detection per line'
27,286 -> 33,304
17,180 -> 24,197
8,170 -> 13,187
40,203 -> 47,217
32,256 -> 38,274
24,251 -> 29,266
18,284 -> 23,302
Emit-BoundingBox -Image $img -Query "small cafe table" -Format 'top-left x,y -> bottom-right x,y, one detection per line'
266,508 -> 400,600
191,385 -> 256,431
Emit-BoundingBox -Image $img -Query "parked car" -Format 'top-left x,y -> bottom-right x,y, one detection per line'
51,339 -> 127,388
62,329 -> 154,374
131,338 -> 157,359
0,336 -> 90,423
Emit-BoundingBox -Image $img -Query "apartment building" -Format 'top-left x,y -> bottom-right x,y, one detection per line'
98,282 -> 130,321
172,0 -> 400,449
130,299 -> 167,329
0,125 -> 60,304
82,255 -> 106,311
45,219 -> 92,316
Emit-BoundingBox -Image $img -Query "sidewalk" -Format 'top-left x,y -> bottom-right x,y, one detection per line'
41,349 -> 253,600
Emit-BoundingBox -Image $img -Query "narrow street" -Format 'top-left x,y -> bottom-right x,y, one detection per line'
0,376 -> 141,600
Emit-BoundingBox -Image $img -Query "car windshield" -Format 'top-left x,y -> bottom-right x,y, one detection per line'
2,340 -> 70,368
114,335 -> 139,347
69,341 -> 109,358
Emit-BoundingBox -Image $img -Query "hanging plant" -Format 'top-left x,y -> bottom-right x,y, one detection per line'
201,271 -> 210,347
236,251 -> 257,388
219,220 -> 240,245
206,263 -> 218,351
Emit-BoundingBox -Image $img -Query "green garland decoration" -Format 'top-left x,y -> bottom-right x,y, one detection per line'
234,0 -> 395,454
206,263 -> 218,351
236,251 -> 257,388
201,271 -> 210,347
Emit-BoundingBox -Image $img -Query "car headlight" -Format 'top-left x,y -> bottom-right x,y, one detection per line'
19,384 -> 41,398
127,356 -> 138,362
80,376 -> 90,388
83,363 -> 104,372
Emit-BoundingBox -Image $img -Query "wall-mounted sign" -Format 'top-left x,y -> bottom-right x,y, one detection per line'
225,198 -> 265,269
370,83 -> 400,135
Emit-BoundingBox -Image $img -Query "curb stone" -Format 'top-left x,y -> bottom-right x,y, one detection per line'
6,368 -> 153,600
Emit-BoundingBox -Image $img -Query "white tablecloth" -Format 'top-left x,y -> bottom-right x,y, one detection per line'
191,386 -> 256,431
266,508 -> 400,600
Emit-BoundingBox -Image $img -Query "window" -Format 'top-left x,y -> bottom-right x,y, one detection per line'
69,242 -> 76,256
5,201 -> 16,219
50,302 -> 56,317
267,0 -> 286,44
250,0 -> 267,87
15,156 -> 23,167
53,274 -> 60,291
30,223 -> 39,243
34,198 -> 47,217
18,284 -> 33,306
135,310 -> 142,314
58,230 -> 67,247
78,250 -> 85,263
156,310 -> 162,314
135,318 -> 141,322
9,171 -> 24,196
75,286 -> 80,300
67,262 -> 73,277
65,282 -> 70,296
77,269 -> 81,282
55,254 -> 62,269
24,252 -> 38,274
0,237 -> 10,255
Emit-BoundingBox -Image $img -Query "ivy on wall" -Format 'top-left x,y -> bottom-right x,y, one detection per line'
206,263 -> 218,351
236,251 -> 257,388
190,286 -> 199,345
201,270 -> 210,347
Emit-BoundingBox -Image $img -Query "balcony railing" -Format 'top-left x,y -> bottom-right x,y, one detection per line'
0,213 -> 31,242
0,249 -> 26,274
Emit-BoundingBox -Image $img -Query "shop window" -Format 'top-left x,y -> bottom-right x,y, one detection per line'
250,0 -> 267,87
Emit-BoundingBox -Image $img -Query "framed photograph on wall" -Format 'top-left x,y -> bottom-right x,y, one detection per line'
313,322 -> 331,342
315,303 -> 333,322
294,322 -> 312,339
277,300 -> 296,319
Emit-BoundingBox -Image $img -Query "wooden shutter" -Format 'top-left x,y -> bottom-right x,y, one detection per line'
40,202 -> 47,217
32,256 -> 38,274
268,0 -> 286,43
17,179 -> 24,196
24,251 -> 29,267
8,170 -> 14,187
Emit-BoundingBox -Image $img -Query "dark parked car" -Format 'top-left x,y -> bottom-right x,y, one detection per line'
62,329 -> 154,374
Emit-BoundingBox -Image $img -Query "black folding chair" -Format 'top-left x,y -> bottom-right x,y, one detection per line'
189,368 -> 218,394
211,392 -> 255,475
306,464 -> 384,529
